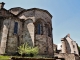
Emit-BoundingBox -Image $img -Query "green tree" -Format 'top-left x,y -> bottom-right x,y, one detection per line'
78,46 -> 80,50
18,43 -> 39,57
78,46 -> 80,55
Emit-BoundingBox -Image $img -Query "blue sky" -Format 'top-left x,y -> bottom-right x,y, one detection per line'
1,0 -> 80,45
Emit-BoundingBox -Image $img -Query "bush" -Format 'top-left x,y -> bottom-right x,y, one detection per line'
18,43 -> 39,57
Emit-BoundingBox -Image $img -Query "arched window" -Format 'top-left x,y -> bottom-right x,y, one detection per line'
14,22 -> 18,34
35,21 -> 43,35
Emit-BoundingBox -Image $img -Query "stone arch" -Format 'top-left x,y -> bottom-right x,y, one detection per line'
35,18 -> 46,35
46,23 -> 52,37
23,19 -> 34,46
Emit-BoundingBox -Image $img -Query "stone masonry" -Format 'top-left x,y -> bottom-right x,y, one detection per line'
0,2 -> 54,56
61,34 -> 79,55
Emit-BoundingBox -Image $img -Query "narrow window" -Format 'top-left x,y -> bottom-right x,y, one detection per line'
74,51 -> 76,54
14,22 -> 18,34
38,24 -> 41,34
36,22 -> 43,35
73,45 -> 75,48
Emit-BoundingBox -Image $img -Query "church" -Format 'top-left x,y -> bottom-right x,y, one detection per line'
0,2 -> 54,56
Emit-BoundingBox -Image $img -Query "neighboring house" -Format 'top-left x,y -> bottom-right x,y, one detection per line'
0,2 -> 54,56
55,34 -> 80,60
53,44 -> 57,53
61,34 -> 79,55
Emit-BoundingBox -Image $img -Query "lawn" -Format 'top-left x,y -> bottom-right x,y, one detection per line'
0,55 -> 10,60
0,55 -> 54,60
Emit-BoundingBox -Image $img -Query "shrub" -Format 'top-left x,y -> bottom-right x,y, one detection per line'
18,43 -> 39,57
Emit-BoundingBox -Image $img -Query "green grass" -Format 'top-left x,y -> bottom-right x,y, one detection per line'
0,55 -> 53,60
0,55 -> 10,60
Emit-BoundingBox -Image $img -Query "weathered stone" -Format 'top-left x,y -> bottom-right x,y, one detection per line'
60,34 -> 79,55
0,3 -> 54,57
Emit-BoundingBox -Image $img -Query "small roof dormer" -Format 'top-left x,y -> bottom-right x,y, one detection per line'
0,2 -> 5,9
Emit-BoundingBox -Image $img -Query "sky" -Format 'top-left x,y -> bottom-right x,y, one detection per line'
1,0 -> 80,45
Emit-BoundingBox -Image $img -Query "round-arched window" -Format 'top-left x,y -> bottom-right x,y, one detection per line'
35,21 -> 43,35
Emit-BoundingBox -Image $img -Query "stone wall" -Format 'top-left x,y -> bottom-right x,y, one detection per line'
47,37 -> 53,55
75,54 -> 80,60
0,18 -> 22,54
61,35 -> 79,55
11,57 -> 56,60
0,7 -> 53,56
6,19 -> 22,54
36,35 -> 53,55
18,8 -> 53,56
55,53 -> 80,60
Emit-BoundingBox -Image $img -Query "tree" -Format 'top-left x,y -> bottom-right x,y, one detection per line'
78,46 -> 80,55
18,43 -> 39,57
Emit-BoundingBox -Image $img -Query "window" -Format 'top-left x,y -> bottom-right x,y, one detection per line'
73,45 -> 75,48
74,51 -> 76,54
38,24 -> 40,34
14,22 -> 18,34
35,22 -> 43,35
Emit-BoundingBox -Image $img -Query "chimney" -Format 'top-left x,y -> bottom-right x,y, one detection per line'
0,2 -> 5,9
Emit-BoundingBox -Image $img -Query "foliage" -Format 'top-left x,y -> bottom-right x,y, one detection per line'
78,46 -> 80,50
18,43 -> 39,56
78,46 -> 80,55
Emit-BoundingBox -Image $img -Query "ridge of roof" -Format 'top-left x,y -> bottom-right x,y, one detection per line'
9,7 -> 52,18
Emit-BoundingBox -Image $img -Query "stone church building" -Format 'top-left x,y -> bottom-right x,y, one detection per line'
0,2 -> 54,56
61,34 -> 79,55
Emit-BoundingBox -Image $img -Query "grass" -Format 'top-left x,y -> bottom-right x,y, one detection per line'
0,55 -> 10,60
0,55 -> 53,60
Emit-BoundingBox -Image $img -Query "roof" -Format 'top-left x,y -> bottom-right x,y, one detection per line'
9,7 -> 52,18
9,7 -> 25,15
26,8 -> 52,18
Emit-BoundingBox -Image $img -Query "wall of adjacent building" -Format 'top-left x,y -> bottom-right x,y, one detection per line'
56,53 -> 80,60
66,37 -> 79,55
61,35 -> 79,56
72,41 -> 79,55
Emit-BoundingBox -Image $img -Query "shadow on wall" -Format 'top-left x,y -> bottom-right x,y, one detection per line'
23,19 -> 34,46
65,39 -> 71,53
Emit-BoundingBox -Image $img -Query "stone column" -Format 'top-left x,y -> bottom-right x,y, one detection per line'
0,25 -> 8,54
61,38 -> 66,53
